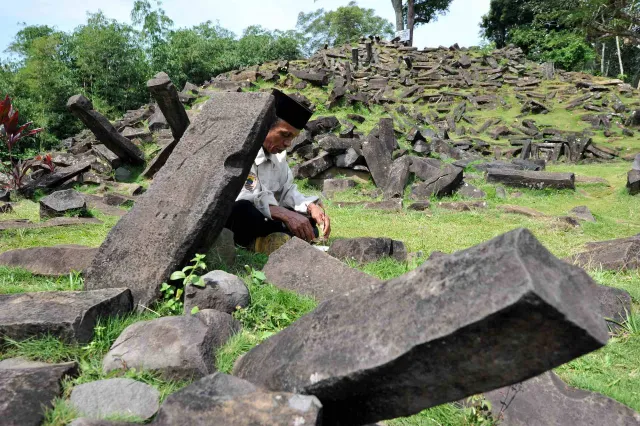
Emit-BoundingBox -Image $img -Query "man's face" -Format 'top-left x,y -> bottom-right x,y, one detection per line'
263,120 -> 300,154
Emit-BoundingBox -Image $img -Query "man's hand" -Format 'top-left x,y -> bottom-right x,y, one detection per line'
308,203 -> 331,238
270,206 -> 315,242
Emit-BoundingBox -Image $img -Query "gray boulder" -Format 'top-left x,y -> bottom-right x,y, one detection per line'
92,144 -> 121,169
184,271 -> 249,315
362,135 -> 392,189
633,153 -> 640,171
383,156 -> 411,200
596,285 -> 633,330
263,237 -> 381,302
322,179 -> 357,198
70,378 -> 160,421
487,169 -> 575,190
0,360 -> 78,426
103,310 -> 240,380
0,245 -> 97,276
202,227 -> 236,269
458,182 -> 486,199
628,170 -> 640,195
570,206 -> 596,223
570,234 -> 640,271
483,371 -> 640,425
328,237 -> 407,264
293,153 -> 333,179
0,288 -> 132,343
409,157 -> 463,199
234,229 -> 608,425
153,373 -> 322,426
39,189 -> 87,219
148,109 -> 169,132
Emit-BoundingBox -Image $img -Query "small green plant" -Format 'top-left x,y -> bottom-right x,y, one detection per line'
158,254 -> 208,315
609,308 -> 640,337
245,264 -> 266,286
159,282 -> 184,315
464,395 -> 496,425
170,254 -> 207,287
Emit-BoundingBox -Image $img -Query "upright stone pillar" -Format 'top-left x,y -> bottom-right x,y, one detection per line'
66,95 -> 145,165
351,48 -> 359,69
147,72 -> 191,140
365,41 -> 373,63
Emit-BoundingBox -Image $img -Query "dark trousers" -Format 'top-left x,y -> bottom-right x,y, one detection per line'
226,200 -> 317,248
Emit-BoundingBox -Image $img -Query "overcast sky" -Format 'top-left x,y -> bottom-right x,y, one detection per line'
0,0 -> 491,57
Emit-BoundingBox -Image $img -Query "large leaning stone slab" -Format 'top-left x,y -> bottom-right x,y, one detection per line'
234,229 -> 609,425
487,169 -> 575,190
147,72 -> 190,140
0,360 -> 78,426
484,371 -> 640,426
70,378 -> 160,421
570,234 -> 640,271
362,135 -> 392,188
85,92 -> 275,307
263,237 -> 380,302
67,95 -> 144,165
0,288 -> 132,343
103,310 -> 240,380
141,138 -> 178,179
153,373 -> 322,426
0,245 -> 97,276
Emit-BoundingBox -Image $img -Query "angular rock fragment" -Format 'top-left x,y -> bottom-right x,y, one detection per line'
202,227 -> 236,269
458,183 -> 486,199
335,148 -> 363,168
0,288 -> 132,343
92,144 -> 122,169
67,95 -> 145,165
103,310 -> 240,380
0,360 -> 79,426
85,93 -> 275,307
628,170 -> 640,195
39,189 -> 87,219
378,118 -> 398,153
235,229 -> 608,425
318,135 -> 360,155
184,270 -> 249,315
437,201 -> 487,211
147,72 -> 191,140
293,153 -> 334,179
20,161 -> 93,197
409,158 -> 463,199
0,245 -> 97,276
483,372 -> 640,426
322,179 -> 357,198
362,135 -> 392,188
263,237 -> 380,302
596,285 -> 633,329
487,169 -> 575,190
570,234 -> 640,271
306,116 -> 340,136
383,156 -> 411,199
570,206 -> 596,223
290,70 -> 329,87
148,109 -> 169,131
70,378 -> 160,421
499,205 -> 547,218
329,237 -> 407,264
153,373 -> 323,426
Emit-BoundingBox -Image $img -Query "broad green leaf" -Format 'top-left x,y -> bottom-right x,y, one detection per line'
170,271 -> 186,280
190,306 -> 200,315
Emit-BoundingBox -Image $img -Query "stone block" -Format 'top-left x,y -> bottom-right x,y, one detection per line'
0,245 -> 97,276
147,72 -> 191,140
487,169 -> 575,190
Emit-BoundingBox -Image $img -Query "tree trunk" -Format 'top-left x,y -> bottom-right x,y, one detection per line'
601,43 -> 606,76
616,36 -> 625,77
391,0 -> 404,31
407,0 -> 415,46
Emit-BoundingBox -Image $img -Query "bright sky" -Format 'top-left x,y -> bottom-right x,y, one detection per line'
0,0 -> 491,58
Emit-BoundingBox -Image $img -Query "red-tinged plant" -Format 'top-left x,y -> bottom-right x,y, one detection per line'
35,153 -> 56,173
0,95 -> 44,189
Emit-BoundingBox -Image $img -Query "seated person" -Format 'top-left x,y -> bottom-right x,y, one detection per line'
226,89 -> 331,254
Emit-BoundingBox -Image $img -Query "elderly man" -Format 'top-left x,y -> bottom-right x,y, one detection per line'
226,89 -> 331,254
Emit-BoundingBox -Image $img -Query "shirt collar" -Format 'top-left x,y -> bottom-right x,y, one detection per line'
255,148 -> 284,166
254,148 -> 270,166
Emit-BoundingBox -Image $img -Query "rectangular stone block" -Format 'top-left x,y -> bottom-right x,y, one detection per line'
234,229 -> 608,425
147,72 -> 191,140
84,93 -> 275,307
487,169 -> 575,190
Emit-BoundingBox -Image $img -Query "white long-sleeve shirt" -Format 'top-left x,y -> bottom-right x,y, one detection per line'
237,148 -> 319,220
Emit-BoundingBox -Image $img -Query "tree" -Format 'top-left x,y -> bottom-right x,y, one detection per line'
395,0 -> 453,45
297,1 -> 394,55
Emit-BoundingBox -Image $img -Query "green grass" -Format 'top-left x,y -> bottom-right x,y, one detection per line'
0,267 -> 83,294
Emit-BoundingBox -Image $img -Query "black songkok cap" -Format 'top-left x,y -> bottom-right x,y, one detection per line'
272,89 -> 313,130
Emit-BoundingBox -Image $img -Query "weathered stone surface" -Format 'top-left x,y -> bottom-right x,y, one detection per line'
329,237 -> 407,263
499,205 -> 547,217
142,139 -> 178,179
70,378 -> 160,421
114,167 -> 132,182
147,72 -> 191,140
628,170 -> 640,195
290,70 -> 329,87
0,288 -> 132,343
570,206 -> 596,223
409,158 -> 463,199
0,189 -> 9,202
570,234 -> 640,271
153,373 -> 323,426
69,419 -> 132,426
0,217 -> 102,231
20,161 -> 93,197
306,116 -> 340,136
0,360 -> 79,426
39,189 -> 87,219
378,117 -> 398,153
322,179 -> 357,198
318,135 -> 360,155
92,144 -> 121,169
596,285 -> 633,329
335,147 -> 363,168
487,169 -> 575,190
263,237 -> 380,302
85,93 -> 275,307
184,271 -> 249,315
0,245 -> 97,276
235,229 -> 608,425
103,310 -> 240,380
484,372 -> 640,426
67,95 -> 145,165
408,201 -> 431,211
293,153 -> 334,179
437,201 -> 488,211
148,109 -> 169,131
458,182 -> 486,199
633,153 -> 640,171
362,135 -> 392,188
383,156 -> 411,199
202,227 -> 236,269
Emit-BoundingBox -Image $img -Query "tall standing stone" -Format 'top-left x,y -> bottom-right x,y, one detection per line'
66,95 -> 145,165
362,135 -> 392,189
234,229 -> 609,425
147,72 -> 191,140
85,93 -> 275,307
351,48 -> 359,69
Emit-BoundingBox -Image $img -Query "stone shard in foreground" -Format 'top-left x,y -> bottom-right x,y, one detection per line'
483,372 -> 640,426
263,237 -> 381,302
153,373 -> 322,426
0,245 -> 97,276
628,169 -> 640,195
85,93 -> 275,307
234,229 -> 609,426
66,95 -> 145,165
0,288 -> 133,343
0,360 -> 79,426
486,169 -> 575,190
